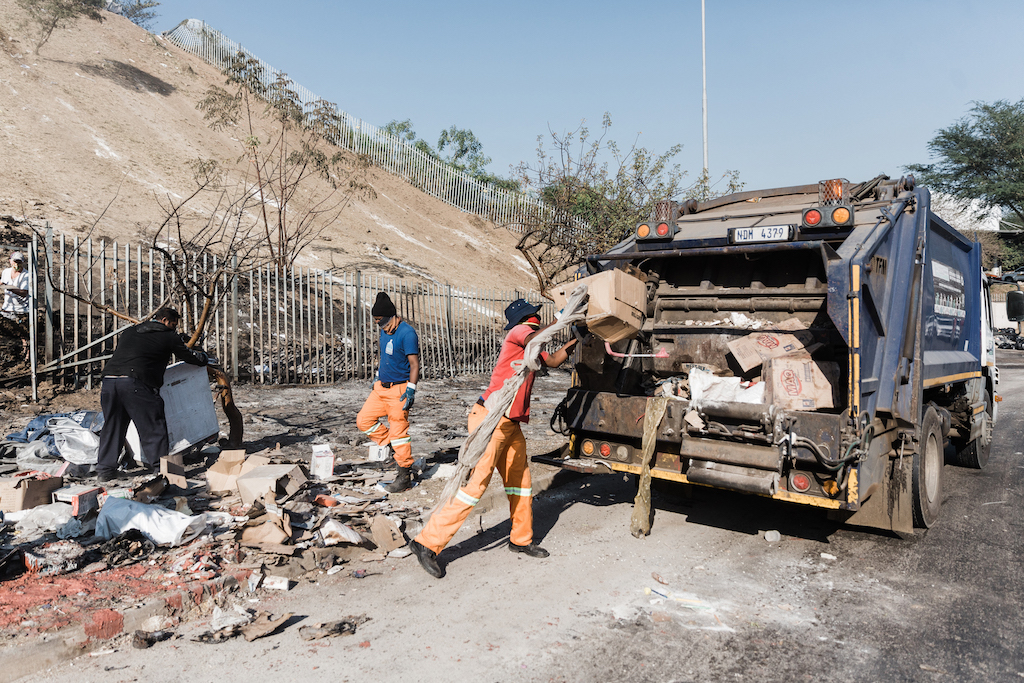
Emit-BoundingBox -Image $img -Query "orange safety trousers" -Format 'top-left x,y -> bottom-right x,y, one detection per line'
356,381 -> 413,468
415,404 -> 533,554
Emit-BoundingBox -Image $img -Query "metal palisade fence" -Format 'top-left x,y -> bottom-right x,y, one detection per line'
36,230 -> 552,388
162,19 -> 569,233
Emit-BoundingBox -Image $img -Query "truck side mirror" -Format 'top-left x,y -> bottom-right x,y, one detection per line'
1007,291 -> 1024,321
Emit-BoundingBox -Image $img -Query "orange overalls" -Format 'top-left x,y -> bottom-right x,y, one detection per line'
356,381 -> 414,468
415,402 -> 533,553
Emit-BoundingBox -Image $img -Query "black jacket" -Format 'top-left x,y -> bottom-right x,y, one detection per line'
101,320 -> 208,388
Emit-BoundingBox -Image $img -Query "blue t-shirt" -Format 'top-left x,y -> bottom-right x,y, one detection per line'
378,321 -> 419,383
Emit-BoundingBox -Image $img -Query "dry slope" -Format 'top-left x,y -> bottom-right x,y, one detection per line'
0,5 -> 536,291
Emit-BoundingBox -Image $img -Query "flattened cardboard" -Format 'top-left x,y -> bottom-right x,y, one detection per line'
161,453 -> 188,489
235,464 -> 308,505
206,451 -> 268,493
0,475 -> 64,512
552,269 -> 647,344
369,514 -> 404,553
764,355 -> 839,411
727,320 -> 816,373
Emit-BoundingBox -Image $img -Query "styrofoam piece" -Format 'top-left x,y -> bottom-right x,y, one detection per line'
127,362 -> 218,463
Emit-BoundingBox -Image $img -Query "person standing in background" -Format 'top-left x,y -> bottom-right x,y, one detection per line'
0,251 -> 30,360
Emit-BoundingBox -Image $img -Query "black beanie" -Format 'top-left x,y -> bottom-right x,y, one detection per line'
371,292 -> 397,318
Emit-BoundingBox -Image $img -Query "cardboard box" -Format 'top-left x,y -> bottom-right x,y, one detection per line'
727,319 -> 815,373
236,464 -> 308,505
0,474 -> 64,512
161,453 -> 188,489
51,485 -> 103,517
309,444 -> 335,480
206,451 -> 268,493
764,355 -> 839,411
552,269 -> 647,344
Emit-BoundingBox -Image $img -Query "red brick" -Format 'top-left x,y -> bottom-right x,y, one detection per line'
83,609 -> 123,640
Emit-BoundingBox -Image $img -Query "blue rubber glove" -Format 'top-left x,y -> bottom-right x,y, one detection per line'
401,384 -> 416,411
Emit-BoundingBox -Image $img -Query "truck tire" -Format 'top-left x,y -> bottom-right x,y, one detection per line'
950,403 -> 992,470
912,406 -> 944,528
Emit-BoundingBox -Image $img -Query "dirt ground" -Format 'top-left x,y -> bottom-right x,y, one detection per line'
3,363 -> 1024,681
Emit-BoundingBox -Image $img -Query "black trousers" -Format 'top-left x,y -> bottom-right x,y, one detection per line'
97,377 -> 168,473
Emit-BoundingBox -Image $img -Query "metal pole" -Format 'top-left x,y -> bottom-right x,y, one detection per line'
701,0 -> 709,174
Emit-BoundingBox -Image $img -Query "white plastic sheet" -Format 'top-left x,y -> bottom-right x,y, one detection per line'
689,368 -> 765,405
47,416 -> 100,465
96,496 -> 207,547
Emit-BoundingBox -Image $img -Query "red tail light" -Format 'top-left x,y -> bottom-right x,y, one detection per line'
599,443 -> 611,457
804,209 -> 822,227
790,472 -> 812,492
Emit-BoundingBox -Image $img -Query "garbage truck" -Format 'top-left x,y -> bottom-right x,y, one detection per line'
548,175 -> 997,532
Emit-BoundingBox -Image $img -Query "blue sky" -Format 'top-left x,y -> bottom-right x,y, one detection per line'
155,0 -> 1022,194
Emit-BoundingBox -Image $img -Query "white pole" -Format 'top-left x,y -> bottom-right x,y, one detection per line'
701,0 -> 709,174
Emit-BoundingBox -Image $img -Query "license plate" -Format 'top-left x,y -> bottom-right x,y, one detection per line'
731,225 -> 792,244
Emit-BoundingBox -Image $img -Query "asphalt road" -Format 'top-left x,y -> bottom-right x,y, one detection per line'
13,358 -> 1024,683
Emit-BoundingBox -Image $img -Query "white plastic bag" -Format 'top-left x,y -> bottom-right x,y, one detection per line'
96,496 -> 207,547
15,502 -> 73,537
47,416 -> 100,465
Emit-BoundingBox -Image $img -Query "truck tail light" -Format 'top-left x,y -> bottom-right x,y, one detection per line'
790,472 -> 812,492
802,204 -> 854,230
581,440 -> 595,456
599,443 -> 611,457
636,220 -> 676,241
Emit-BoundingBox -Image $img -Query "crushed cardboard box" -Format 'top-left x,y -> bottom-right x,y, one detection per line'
0,474 -> 64,513
236,464 -> 308,505
552,268 -> 648,344
727,318 -> 816,373
206,450 -> 269,494
764,354 -> 839,411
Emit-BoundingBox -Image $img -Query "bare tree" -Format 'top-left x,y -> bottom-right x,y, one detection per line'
197,53 -> 375,272
510,113 -> 742,298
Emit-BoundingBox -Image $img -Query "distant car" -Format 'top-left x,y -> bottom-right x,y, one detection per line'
1002,270 -> 1024,282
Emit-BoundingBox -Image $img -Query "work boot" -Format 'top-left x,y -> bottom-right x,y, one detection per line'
97,470 -> 122,483
383,466 -> 413,493
509,542 -> 549,558
409,540 -> 445,578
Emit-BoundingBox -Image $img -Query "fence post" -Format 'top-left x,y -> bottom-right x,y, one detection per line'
30,231 -> 39,401
44,224 -> 54,366
446,284 -> 455,376
231,255 -> 239,381
355,270 -> 363,379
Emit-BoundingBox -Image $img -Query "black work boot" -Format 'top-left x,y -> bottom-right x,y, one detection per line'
383,466 -> 413,493
509,542 -> 549,558
409,540 -> 445,578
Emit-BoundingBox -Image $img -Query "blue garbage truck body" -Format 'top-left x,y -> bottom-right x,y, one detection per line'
557,176 -> 997,531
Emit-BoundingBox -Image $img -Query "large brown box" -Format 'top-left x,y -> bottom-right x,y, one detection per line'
0,475 -> 64,512
552,269 -> 647,344
763,355 -> 839,411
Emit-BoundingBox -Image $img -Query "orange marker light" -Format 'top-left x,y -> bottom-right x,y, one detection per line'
832,207 -> 851,224
637,224 -> 650,238
581,440 -> 595,456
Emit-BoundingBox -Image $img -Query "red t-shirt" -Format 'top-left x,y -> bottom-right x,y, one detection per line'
481,324 -> 549,423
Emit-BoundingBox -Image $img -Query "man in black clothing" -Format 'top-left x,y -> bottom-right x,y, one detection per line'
96,307 -> 209,482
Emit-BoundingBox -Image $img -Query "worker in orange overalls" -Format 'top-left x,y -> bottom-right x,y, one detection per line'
410,298 -> 577,578
356,292 -> 420,493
